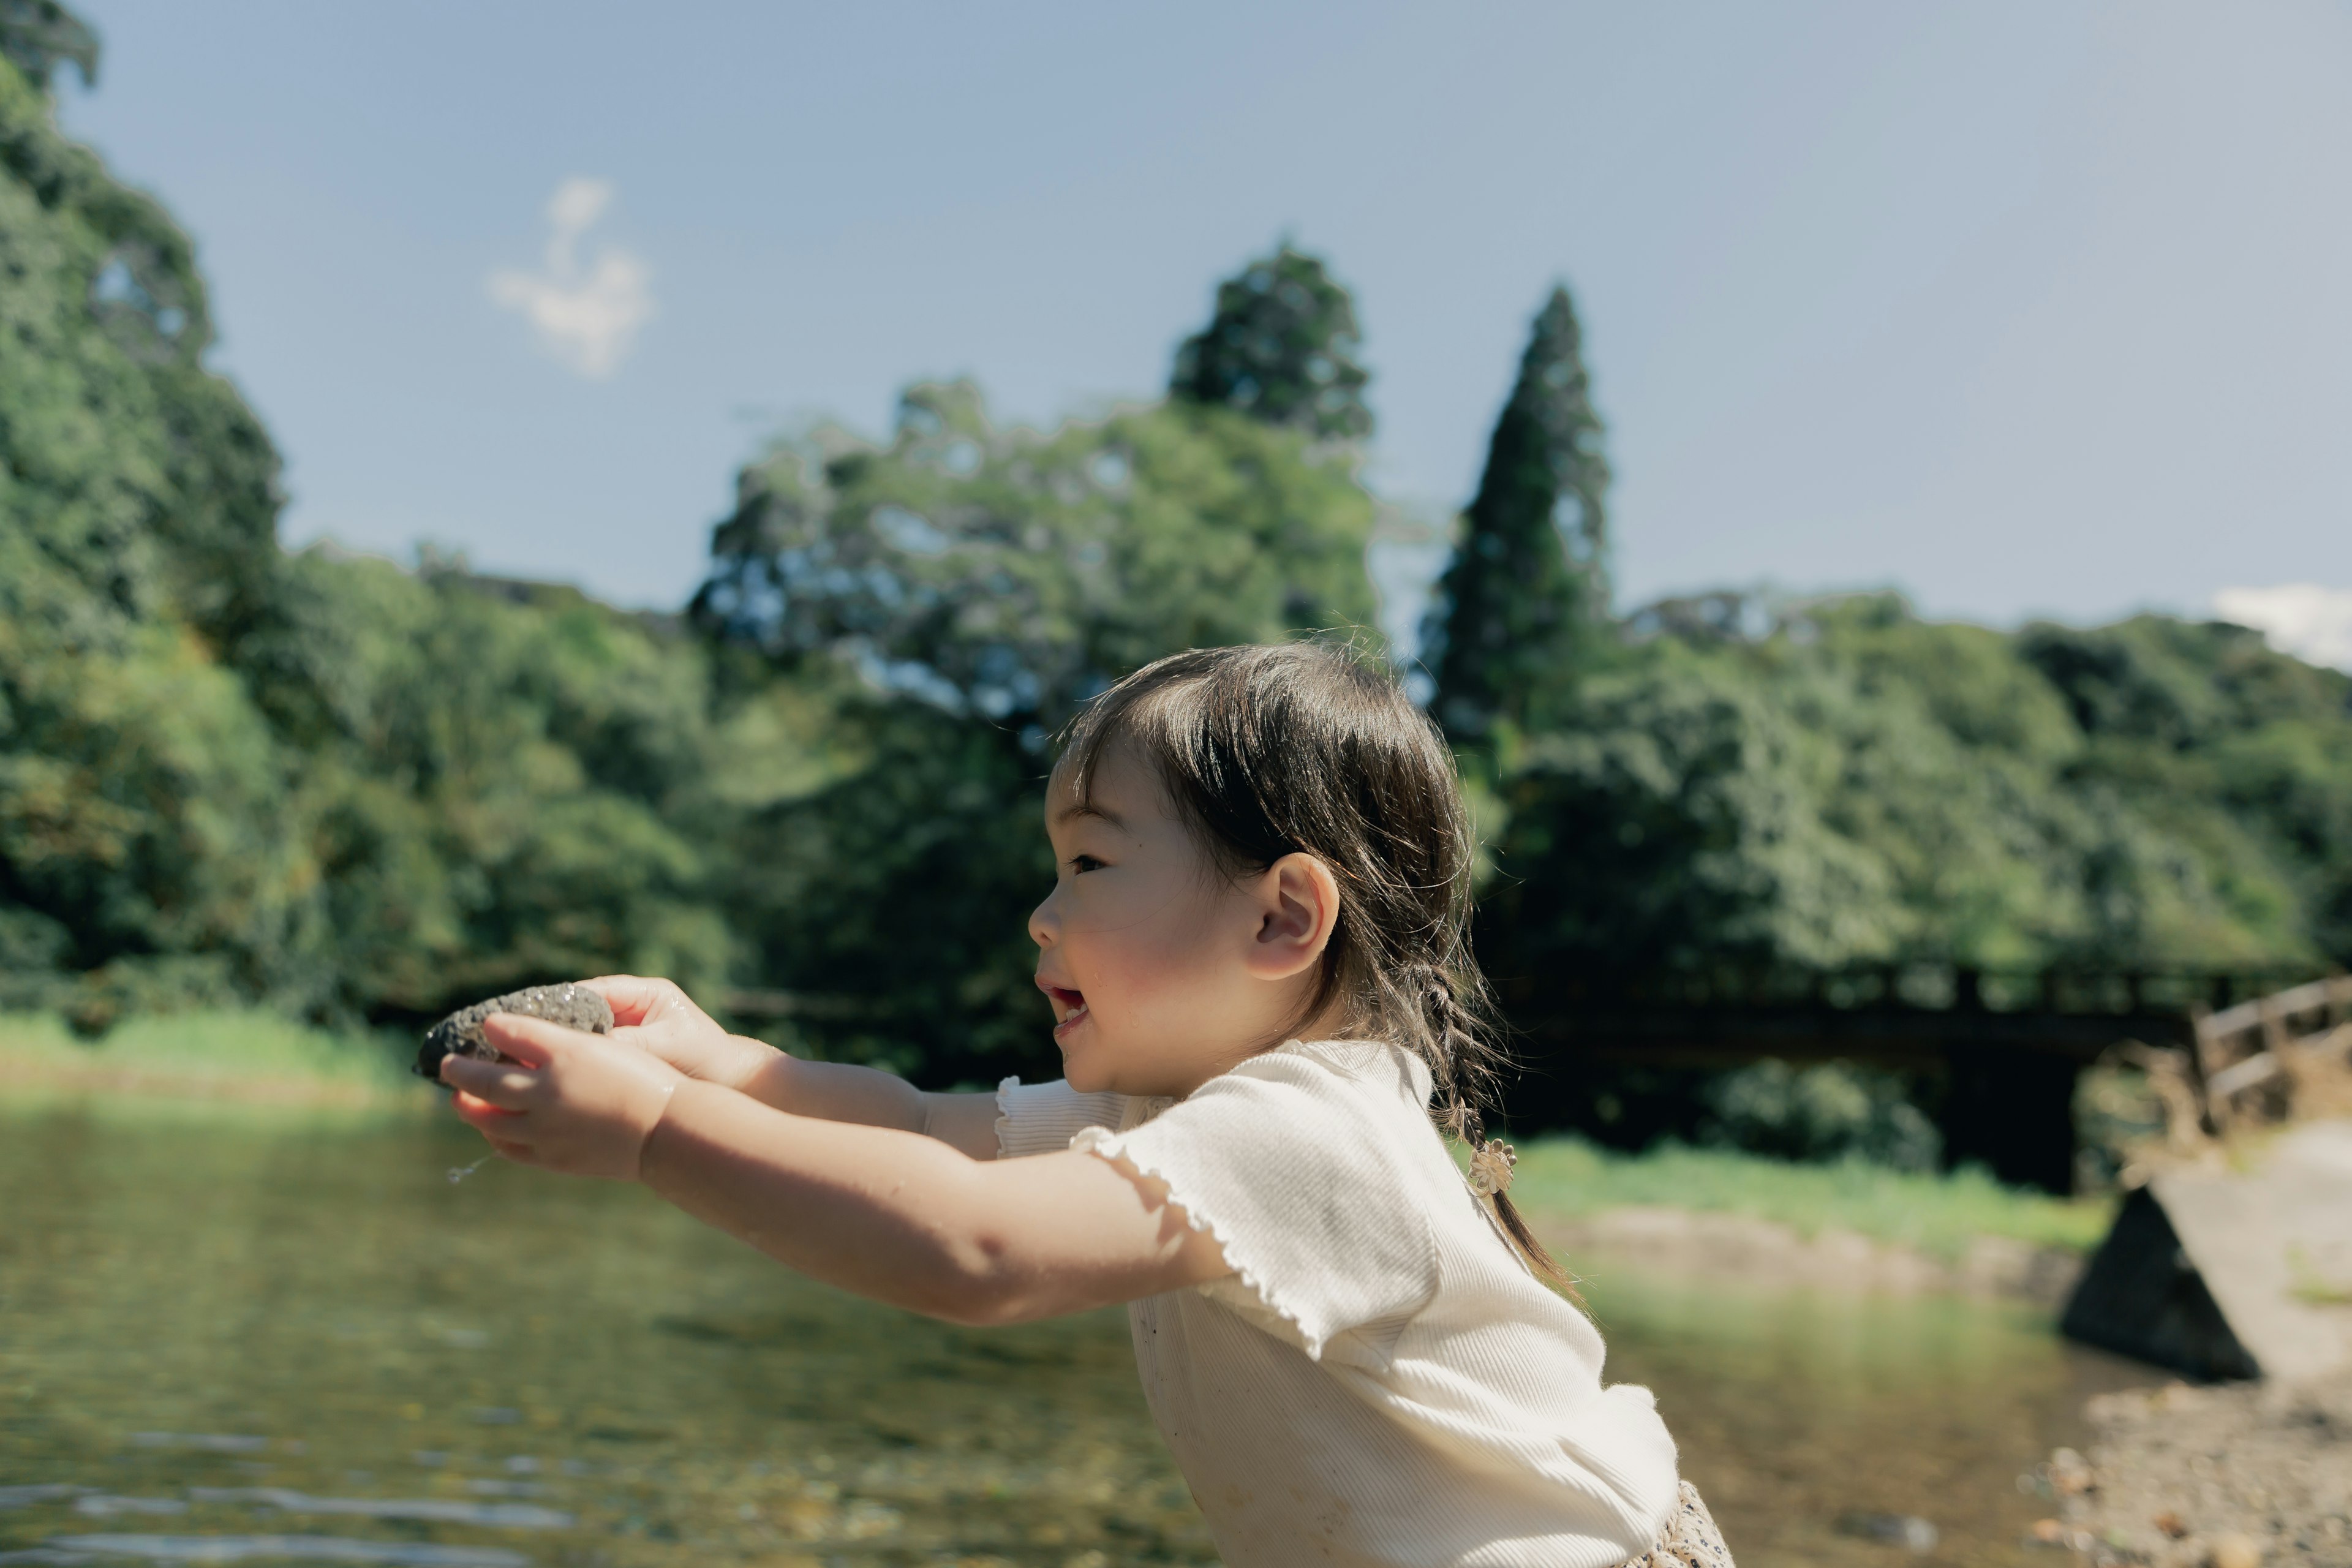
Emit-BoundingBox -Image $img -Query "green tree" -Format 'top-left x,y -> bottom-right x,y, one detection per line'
1169,244 -> 1372,442
2018,616 -> 2352,963
1482,593 -> 2352,997
0,28 -> 309,1020
245,553 -> 774,1022
1481,635 -> 1905,984
695,380 -> 1377,733
0,20 -> 822,1029
1425,284 -> 1611,742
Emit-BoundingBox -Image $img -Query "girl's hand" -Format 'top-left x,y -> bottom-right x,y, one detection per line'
441,1012 -> 685,1180
580,974 -> 777,1091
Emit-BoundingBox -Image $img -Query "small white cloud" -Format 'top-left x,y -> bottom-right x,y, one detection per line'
488,177 -> 654,379
2214,583 -> 2352,671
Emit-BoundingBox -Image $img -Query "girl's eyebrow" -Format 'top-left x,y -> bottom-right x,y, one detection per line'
1052,802 -> 1128,830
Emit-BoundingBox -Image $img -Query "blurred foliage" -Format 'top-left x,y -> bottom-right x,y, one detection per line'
1698,1060 -> 1943,1173
1481,594 -> 2352,989
0,36 -> 296,1022
1169,244 -> 1372,442
233,554 -> 815,1021
693,379 -> 1376,733
1427,284 -> 1611,744
4,17 -> 2350,1139
0,29 -> 829,1028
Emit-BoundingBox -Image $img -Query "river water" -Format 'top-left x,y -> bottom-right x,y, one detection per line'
0,1104 -> 2157,1567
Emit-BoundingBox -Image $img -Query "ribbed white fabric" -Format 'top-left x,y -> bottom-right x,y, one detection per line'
994,1040 -> 1681,1568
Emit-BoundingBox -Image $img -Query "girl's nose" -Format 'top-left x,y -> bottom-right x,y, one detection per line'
1027,889 -> 1058,950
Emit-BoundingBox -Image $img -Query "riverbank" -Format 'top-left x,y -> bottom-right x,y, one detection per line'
0,1009 -> 421,1114
1509,1136 -> 2111,1303
2041,1370 -> 2352,1566
1540,1204 -> 2090,1306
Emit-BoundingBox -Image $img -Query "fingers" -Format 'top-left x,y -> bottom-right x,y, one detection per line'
450,1086 -> 524,1126
438,1012 -> 685,1183
581,974 -> 703,1029
440,1054 -> 541,1109
478,1011 -> 589,1068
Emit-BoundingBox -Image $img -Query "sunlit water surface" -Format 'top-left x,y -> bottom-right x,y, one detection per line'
0,1104 -> 2156,1567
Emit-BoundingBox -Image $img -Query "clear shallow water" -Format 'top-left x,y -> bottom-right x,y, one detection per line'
0,1104 -> 2156,1567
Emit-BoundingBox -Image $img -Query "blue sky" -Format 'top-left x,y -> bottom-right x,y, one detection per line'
55,0 -> 2352,655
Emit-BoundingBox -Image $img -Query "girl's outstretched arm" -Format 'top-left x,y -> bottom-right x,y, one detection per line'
442,1012 -> 1230,1325
579,974 -> 1003,1159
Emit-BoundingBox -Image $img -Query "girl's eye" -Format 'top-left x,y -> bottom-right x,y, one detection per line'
1068,854 -> 1106,875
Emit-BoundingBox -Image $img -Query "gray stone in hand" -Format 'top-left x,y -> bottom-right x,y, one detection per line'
416,982 -> 614,1080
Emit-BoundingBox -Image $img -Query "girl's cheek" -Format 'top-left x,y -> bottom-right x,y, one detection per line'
1109,918 -> 1213,1001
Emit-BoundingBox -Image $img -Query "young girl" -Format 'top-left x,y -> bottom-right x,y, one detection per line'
440,643 -> 1732,1568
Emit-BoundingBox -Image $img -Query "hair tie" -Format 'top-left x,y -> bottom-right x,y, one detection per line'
1468,1137 -> 1518,1197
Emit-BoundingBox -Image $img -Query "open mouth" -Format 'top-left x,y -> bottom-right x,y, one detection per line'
1042,984 -> 1088,1036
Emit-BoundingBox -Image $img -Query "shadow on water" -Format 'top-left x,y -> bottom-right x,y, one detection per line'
0,1105 -> 2158,1567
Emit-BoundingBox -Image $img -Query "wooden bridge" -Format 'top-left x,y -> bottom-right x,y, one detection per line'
1500,965 -> 2342,1193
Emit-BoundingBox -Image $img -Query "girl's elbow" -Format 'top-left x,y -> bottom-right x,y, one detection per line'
911,1235 -> 1038,1327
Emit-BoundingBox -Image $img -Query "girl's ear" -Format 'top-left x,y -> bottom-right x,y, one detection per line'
1245,852 -> 1342,981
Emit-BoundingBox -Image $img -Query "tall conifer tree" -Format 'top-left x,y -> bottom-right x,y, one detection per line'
1170,244 -> 1372,442
1425,284 -> 1611,741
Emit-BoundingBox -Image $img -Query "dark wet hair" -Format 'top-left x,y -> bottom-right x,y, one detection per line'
1054,641 -> 1574,1291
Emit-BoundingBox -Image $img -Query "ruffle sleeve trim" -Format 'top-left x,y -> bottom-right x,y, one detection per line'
1072,1124 -> 1330,1360
992,1074 -> 1020,1159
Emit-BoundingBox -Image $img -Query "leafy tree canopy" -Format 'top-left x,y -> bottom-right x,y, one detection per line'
1169,244 -> 1373,443
1482,594 -> 2352,995
693,380 -> 1379,736
1,36 -> 298,1019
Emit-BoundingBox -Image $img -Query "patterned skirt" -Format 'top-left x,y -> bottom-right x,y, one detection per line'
1616,1482 -> 1735,1568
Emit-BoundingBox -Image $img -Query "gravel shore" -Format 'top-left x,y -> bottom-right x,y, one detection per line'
2040,1371 -> 2351,1566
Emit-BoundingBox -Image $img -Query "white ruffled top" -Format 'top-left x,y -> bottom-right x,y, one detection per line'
995,1038 -> 1682,1568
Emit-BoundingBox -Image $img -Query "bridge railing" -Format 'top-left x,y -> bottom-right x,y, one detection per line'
2188,973 -> 2352,1135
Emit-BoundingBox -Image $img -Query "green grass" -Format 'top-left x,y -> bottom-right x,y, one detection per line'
0,1008 -> 426,1115
1504,1136 -> 2116,1263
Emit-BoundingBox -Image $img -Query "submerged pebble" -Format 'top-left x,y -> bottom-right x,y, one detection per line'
1835,1513 -> 1939,1552
414,984 -> 614,1081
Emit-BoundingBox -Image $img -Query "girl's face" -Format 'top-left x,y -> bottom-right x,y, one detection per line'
1028,741 -> 1339,1098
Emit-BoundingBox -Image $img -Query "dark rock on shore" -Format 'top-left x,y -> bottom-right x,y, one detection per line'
415,983 -> 614,1080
